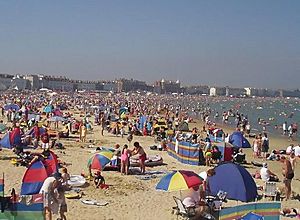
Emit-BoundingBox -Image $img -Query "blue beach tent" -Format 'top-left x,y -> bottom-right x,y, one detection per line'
229,131 -> 251,148
208,162 -> 258,202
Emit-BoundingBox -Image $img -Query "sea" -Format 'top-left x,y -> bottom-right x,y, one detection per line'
177,96 -> 299,136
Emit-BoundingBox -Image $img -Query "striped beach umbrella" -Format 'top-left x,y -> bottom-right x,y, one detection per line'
156,170 -> 203,192
87,151 -> 114,171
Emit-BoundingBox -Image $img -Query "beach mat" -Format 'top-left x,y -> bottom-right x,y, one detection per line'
80,199 -> 108,206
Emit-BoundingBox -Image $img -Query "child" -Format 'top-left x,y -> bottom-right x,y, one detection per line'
94,170 -> 105,188
61,167 -> 71,190
121,144 -> 130,175
56,186 -> 67,220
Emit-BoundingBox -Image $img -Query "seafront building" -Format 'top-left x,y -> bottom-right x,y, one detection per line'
0,73 -> 299,97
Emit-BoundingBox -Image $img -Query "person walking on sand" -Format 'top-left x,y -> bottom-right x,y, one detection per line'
280,156 -> 294,200
131,142 -> 146,174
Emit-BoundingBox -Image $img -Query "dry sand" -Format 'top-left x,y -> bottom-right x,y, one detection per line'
0,116 -> 299,220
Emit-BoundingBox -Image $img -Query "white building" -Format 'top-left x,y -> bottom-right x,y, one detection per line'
209,87 -> 226,96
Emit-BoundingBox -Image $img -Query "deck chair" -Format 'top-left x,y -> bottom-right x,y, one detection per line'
263,182 -> 277,200
205,191 -> 227,213
172,196 -> 196,219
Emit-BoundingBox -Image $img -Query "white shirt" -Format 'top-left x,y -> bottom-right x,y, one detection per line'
294,146 -> 300,157
39,177 -> 56,194
182,189 -> 200,208
260,167 -> 270,182
286,145 -> 293,154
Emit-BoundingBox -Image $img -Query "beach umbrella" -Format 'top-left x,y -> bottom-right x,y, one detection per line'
156,170 -> 203,192
43,105 -> 53,113
49,116 -> 65,122
87,151 -> 114,171
4,104 -> 20,111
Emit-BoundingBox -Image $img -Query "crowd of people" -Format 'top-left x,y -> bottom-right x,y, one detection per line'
0,90 -> 298,220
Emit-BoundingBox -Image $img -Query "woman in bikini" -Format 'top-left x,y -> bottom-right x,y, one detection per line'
132,142 -> 146,174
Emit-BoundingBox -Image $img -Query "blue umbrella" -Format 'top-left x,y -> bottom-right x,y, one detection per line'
43,105 -> 53,113
208,162 -> 258,202
4,104 -> 20,111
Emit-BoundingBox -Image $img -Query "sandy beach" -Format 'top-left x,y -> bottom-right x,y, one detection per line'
1,111 -> 299,220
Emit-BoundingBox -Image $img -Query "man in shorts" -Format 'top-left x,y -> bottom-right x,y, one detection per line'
281,156 -> 294,200
39,175 -> 61,220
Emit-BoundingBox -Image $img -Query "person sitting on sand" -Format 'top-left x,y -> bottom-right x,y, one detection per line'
182,186 -> 201,208
182,185 -> 208,217
286,144 -> 294,155
211,146 -> 222,164
58,125 -> 69,139
260,163 -> 279,182
131,142 -> 146,174
233,148 -> 247,164
94,170 -> 105,188
281,208 -> 300,218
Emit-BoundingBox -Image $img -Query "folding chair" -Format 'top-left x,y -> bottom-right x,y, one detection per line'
172,196 -> 196,219
205,191 -> 227,213
263,182 -> 277,200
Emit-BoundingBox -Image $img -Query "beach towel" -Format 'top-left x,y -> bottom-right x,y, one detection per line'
80,199 -> 108,206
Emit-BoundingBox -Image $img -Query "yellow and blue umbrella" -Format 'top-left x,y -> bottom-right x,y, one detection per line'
87,151 -> 113,171
156,170 -> 203,192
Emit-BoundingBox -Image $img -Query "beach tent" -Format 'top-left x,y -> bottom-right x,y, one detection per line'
239,212 -> 263,220
0,130 -> 22,149
27,127 -> 46,138
21,161 -> 48,195
10,127 -> 22,146
0,133 -> 11,149
208,162 -> 258,202
44,151 -> 59,176
177,121 -> 189,131
228,131 -> 251,148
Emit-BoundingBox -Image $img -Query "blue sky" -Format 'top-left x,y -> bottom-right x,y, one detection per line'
0,0 -> 299,88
